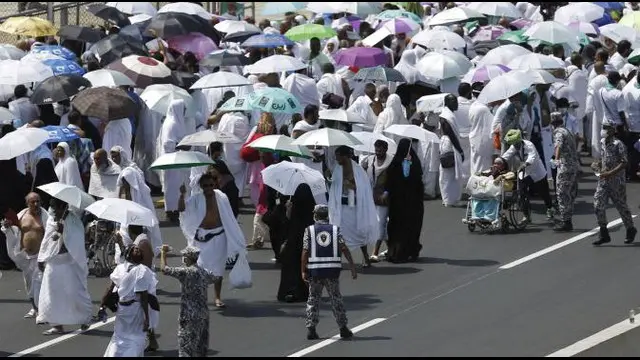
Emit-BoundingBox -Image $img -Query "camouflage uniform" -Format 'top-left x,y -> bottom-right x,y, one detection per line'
594,138 -> 634,229
303,220 -> 348,330
553,127 -> 580,222
163,265 -> 218,357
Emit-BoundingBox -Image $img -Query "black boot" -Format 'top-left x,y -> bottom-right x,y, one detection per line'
339,326 -> 353,339
625,227 -> 638,244
553,220 -> 573,232
307,327 -> 319,340
593,226 -> 611,246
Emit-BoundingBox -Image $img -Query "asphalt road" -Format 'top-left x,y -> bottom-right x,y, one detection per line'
2,167 -> 640,357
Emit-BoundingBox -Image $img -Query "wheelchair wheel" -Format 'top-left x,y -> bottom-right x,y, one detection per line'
508,192 -> 530,231
100,235 -> 117,273
468,223 -> 476,232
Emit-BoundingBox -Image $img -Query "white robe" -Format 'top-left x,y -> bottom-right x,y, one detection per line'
282,73 -> 320,114
347,95 -> 377,132
156,100 -> 189,212
102,118 -> 133,155
36,209 -> 93,326
316,73 -> 346,110
373,94 -> 408,134
88,161 -> 122,199
217,112 -> 251,195
468,101 -> 494,175
104,263 -> 158,358
394,49 -> 427,85
328,160 -> 379,248
414,139 -> 440,198
54,142 -> 84,190
586,74 -> 609,160
179,190 -> 247,276
439,135 -> 463,206
8,97 -> 39,124
444,106 -> 471,190
133,104 -> 163,188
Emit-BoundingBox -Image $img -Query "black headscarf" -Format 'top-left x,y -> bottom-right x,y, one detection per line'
288,183 -> 316,243
33,158 -> 58,208
389,138 -> 423,178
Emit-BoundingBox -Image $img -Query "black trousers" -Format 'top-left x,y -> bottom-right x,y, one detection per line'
625,131 -> 640,180
521,175 -> 553,217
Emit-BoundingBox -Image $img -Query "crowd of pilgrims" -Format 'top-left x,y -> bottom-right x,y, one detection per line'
2,0 -> 640,356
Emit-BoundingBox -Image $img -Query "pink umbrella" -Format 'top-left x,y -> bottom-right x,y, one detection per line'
472,25 -> 508,42
510,18 -> 534,30
167,32 -> 218,61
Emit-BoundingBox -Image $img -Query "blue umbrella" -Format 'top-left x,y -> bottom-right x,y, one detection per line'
261,2 -> 306,16
30,45 -> 77,61
43,125 -> 80,143
42,59 -> 85,76
593,11 -> 615,26
241,34 -> 295,48
592,2 -> 625,11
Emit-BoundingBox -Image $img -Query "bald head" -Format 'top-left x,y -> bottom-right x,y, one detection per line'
364,83 -> 377,99
594,61 -> 606,75
25,192 -> 41,212
94,149 -> 108,169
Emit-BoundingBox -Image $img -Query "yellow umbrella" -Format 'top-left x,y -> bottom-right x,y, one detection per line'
0,16 -> 58,37
619,11 -> 640,31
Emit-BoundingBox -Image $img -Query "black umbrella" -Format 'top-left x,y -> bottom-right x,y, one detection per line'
199,49 -> 251,68
72,87 -> 138,121
171,71 -> 200,90
119,20 -> 154,42
58,25 -> 105,43
31,75 -> 92,105
146,12 -> 206,39
86,4 -> 131,27
396,81 -> 440,108
352,66 -> 407,83
222,30 -> 261,44
89,33 -> 148,67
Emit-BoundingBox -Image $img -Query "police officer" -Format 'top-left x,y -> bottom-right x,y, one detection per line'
301,205 -> 356,341
551,112 -> 580,232
592,124 -> 638,245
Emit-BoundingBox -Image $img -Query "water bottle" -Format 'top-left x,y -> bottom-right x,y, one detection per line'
630,309 -> 635,324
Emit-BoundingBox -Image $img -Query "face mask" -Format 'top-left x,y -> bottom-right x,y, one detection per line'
402,159 -> 411,178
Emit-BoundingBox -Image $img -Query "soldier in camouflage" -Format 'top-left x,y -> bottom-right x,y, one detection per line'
551,112 -> 580,232
592,124 -> 638,245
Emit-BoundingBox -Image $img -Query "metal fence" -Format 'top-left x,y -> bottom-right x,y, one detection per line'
0,2 -> 256,44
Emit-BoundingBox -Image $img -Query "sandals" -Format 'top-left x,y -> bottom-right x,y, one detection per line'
247,240 -> 264,250
214,300 -> 226,308
43,328 -> 64,335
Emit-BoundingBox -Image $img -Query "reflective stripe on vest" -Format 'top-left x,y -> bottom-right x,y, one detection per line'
308,224 -> 341,267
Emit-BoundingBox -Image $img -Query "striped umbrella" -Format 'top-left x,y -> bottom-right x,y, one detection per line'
106,55 -> 172,88
471,25 -> 508,42
461,64 -> 511,84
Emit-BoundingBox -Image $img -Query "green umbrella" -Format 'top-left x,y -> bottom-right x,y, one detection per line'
376,9 -> 422,24
248,87 -> 302,114
627,48 -> 640,66
285,24 -> 336,42
498,29 -> 529,44
219,96 -> 253,112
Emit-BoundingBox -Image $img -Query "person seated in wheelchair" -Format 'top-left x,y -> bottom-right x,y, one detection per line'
501,129 -> 555,225
479,157 -> 511,182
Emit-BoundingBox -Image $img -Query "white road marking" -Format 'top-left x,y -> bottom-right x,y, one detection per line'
499,216 -> 637,270
546,316 -> 640,357
9,317 -> 116,357
287,318 -> 387,357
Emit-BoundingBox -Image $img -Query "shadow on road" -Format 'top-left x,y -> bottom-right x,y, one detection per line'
420,257 -> 500,267
81,329 -> 112,338
352,335 -> 392,341
218,299 -> 305,318
359,266 -> 422,275
147,349 -> 219,357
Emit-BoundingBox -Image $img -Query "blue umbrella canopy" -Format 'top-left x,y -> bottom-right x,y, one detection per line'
42,58 -> 85,76
241,33 -> 295,48
43,125 -> 80,143
30,45 -> 76,61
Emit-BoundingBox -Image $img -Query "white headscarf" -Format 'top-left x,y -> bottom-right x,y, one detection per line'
54,142 -> 84,190
394,49 -> 425,85
157,99 -> 186,157
323,38 -> 339,58
374,94 -> 408,133
110,145 -> 143,177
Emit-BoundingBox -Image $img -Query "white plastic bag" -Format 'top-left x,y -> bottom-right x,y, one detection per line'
229,252 -> 252,289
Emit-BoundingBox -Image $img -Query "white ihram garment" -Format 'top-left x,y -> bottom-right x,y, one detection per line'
156,99 -> 189,211
468,101 -> 495,175
102,118 -> 133,155
36,209 -> 93,326
54,142 -> 84,190
328,160 -> 379,248
439,135 -> 463,206
179,190 -> 247,276
104,263 -> 158,357
217,112 -> 251,195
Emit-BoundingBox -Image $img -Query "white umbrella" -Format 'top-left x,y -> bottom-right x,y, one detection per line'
83,69 -> 135,87
510,69 -> 565,85
261,162 -> 327,196
0,107 -> 16,124
244,55 -> 307,74
189,71 -> 251,90
476,71 -> 538,105
523,21 -> 580,46
380,17 -> 421,35
128,14 -> 153,24
416,52 -> 468,79
21,52 -> 63,63
433,49 -> 472,71
461,64 -> 511,84
247,134 -> 313,158
0,127 -> 49,160
106,2 -> 157,16
416,93 -> 449,113
477,44 -> 532,66
384,124 -> 440,143
507,53 -> 566,70
350,131 -> 398,156
0,59 -> 54,85
465,2 -> 521,19
291,128 -> 363,147
37,182 -> 95,210
307,2 -> 382,16
214,20 -> 261,35
86,198 -> 157,227
427,7 -> 485,26
178,130 -> 242,147
140,84 -> 193,116
0,44 -> 25,60
600,23 -> 640,44
319,109 -> 367,124
158,2 -> 212,20
150,151 -> 215,170
553,3 -> 604,24
411,29 -> 466,49
564,21 -> 600,37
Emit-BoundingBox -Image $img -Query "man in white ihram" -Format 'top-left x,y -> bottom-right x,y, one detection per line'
37,198 -> 92,335
179,172 -> 247,309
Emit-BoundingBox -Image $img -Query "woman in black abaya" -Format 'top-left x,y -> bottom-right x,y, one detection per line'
277,183 -> 315,303
385,138 -> 425,263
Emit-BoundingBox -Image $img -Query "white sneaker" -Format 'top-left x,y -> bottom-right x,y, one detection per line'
24,309 -> 37,318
